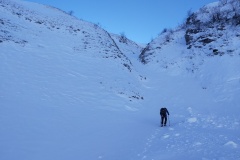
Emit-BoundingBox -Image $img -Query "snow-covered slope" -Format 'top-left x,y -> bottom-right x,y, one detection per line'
0,0 -> 240,160
137,1 -> 240,157
0,0 -> 146,107
139,0 -> 240,112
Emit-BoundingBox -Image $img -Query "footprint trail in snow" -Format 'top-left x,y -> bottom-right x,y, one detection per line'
138,112 -> 240,160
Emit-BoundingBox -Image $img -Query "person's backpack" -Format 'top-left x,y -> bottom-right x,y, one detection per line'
160,108 -> 167,115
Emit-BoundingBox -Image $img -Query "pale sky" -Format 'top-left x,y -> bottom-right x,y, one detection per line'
26,0 -> 217,43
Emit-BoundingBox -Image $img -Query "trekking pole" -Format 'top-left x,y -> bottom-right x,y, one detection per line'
160,115 -> 162,127
168,115 -> 170,126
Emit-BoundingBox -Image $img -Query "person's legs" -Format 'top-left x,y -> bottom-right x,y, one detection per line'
164,116 -> 168,126
161,116 -> 164,127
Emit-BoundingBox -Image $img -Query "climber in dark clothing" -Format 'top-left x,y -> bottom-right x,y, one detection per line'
160,108 -> 169,127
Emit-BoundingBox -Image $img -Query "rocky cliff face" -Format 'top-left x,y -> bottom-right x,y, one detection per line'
139,0 -> 240,64
184,0 -> 240,55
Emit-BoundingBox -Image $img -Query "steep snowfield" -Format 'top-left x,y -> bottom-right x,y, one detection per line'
0,0 -> 240,160
138,60 -> 240,160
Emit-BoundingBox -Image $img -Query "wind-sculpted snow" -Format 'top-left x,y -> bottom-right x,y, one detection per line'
0,0 -> 240,160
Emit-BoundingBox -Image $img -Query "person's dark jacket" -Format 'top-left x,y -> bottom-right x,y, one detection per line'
160,108 -> 169,117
